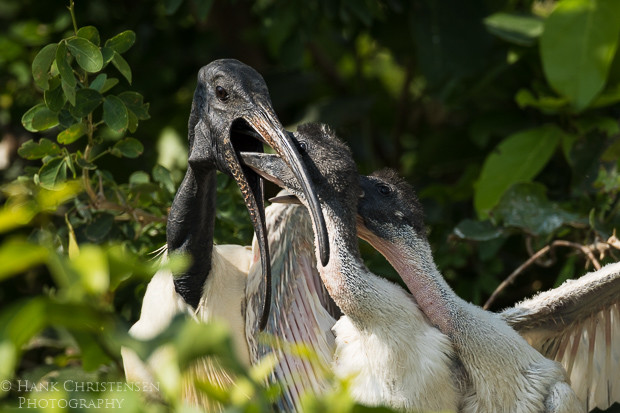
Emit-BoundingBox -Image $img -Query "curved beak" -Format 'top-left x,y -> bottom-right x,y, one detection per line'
248,101 -> 329,268
215,104 -> 329,331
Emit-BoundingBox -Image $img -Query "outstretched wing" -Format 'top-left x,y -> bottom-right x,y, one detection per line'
501,262 -> 620,411
245,201 -> 339,412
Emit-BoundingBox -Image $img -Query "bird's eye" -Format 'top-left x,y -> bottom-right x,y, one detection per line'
298,141 -> 308,152
215,85 -> 229,101
376,184 -> 392,195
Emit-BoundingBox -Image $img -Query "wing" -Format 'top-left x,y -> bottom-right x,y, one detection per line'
245,201 -> 339,412
501,261 -> 620,411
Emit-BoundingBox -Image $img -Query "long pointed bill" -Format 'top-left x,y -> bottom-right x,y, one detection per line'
249,102 -> 330,268
222,141 -> 272,331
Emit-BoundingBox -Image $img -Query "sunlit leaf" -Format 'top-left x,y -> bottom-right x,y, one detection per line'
104,30 -> 136,54
38,157 -> 67,190
57,122 -> 87,144
66,37 -> 103,73
541,0 -> 620,111
474,125 -> 563,217
32,43 -> 58,90
18,138 -> 62,159
484,13 -> 543,46
21,104 -> 51,132
0,202 -> 37,233
103,95 -> 128,134
111,51 -> 131,84
0,239 -> 48,281
71,245 -> 109,294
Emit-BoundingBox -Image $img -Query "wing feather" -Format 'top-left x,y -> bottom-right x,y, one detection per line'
245,201 -> 338,411
502,262 -> 620,411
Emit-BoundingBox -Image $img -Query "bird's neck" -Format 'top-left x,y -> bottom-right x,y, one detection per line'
314,199 -> 378,319
167,166 -> 217,308
362,231 -> 459,335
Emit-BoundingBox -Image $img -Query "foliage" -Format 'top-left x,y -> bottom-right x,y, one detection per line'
1,0 -> 620,411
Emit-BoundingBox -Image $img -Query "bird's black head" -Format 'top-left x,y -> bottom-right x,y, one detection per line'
240,123 -> 361,213
185,59 -> 329,330
357,169 -> 427,245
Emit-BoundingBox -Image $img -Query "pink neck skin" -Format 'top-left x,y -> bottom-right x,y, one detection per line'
357,223 -> 456,335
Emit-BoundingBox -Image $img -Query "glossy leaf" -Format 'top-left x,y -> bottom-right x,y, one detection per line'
494,183 -> 582,235
32,43 -> 58,90
55,41 -> 75,87
30,105 -> 58,131
38,157 -> 67,190
474,125 -> 563,217
112,137 -> 143,158
90,73 -> 107,91
66,37 -> 103,73
484,13 -> 543,46
541,0 -> 620,111
22,104 -> 49,132
18,138 -> 62,160
100,77 -> 119,93
104,30 -> 136,54
103,95 -> 128,134
57,122 -> 87,144
76,26 -> 100,46
111,51 -> 132,84
453,219 -> 503,241
69,88 -> 102,118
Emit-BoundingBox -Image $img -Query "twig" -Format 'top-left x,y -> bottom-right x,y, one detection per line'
483,239 -> 604,310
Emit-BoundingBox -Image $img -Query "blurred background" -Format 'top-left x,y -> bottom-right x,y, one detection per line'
1,0 -> 619,411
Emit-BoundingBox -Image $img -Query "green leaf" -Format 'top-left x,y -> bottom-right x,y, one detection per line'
113,137 -> 143,158
602,138 -> 620,162
61,78 -> 76,106
77,26 -> 100,46
57,122 -> 87,144
474,125 -> 563,217
129,171 -> 150,185
32,43 -> 58,90
484,13 -> 543,46
103,95 -> 128,134
90,73 -> 107,91
84,213 -> 114,242
153,164 -> 175,193
104,30 -> 136,54
18,138 -> 61,160
453,219 -> 503,241
25,105 -> 59,131
44,82 -> 66,112
101,46 -> 114,65
541,0 -> 620,111
118,91 -> 150,119
196,0 -> 214,20
0,239 -> 49,281
55,41 -> 75,87
39,157 -> 67,190
111,52 -> 131,84
66,37 -> 103,73
494,183 -> 582,236
100,77 -> 119,93
165,0 -> 183,14
127,110 -> 138,133
69,88 -> 102,118
22,104 -> 48,132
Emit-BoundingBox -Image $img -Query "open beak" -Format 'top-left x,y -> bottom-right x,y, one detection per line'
218,106 -> 329,331
248,101 -> 329,268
